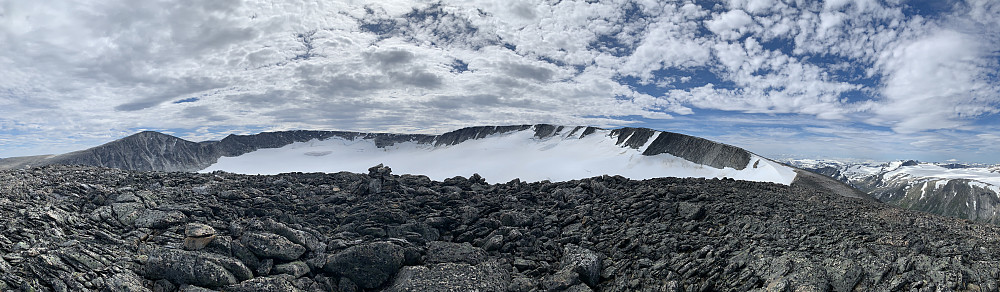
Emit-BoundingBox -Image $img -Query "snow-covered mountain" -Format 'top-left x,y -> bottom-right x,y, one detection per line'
787,159 -> 1000,223
0,124 -> 871,198
202,125 -> 797,184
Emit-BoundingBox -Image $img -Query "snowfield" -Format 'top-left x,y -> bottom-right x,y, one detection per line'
203,129 -> 797,185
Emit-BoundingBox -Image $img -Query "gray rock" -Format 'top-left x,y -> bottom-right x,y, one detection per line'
826,259 -> 863,292
106,270 -> 152,292
338,277 -> 358,292
241,232 -> 306,261
143,248 -> 252,288
112,202 -> 145,226
273,261 -> 310,278
256,259 -> 273,276
508,277 -> 537,292
324,242 -> 405,289
135,210 -> 188,229
0,256 -> 10,273
678,202 -> 706,221
543,268 -> 582,291
385,261 -> 511,292
425,241 -> 486,265
179,285 -> 218,292
184,223 -> 217,250
483,234 -> 504,251
565,284 -> 594,292
260,219 -> 327,253
559,244 -> 603,287
153,279 -> 176,292
224,275 -> 300,292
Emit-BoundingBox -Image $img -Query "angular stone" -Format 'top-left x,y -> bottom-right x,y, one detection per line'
135,210 -> 188,229
241,232 -> 307,261
224,275 -> 300,292
425,241 -> 486,265
184,223 -> 217,251
544,268 -> 582,291
262,219 -> 327,253
105,270 -> 152,292
559,244 -> 603,287
273,261 -> 310,278
324,242 -> 404,289
112,202 -> 145,226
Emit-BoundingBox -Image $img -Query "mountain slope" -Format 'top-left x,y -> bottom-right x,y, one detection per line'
788,159 -> 1000,223
1,125 -> 866,198
202,125 -> 796,185
0,132 -> 217,171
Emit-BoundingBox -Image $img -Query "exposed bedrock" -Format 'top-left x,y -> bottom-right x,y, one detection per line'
0,165 -> 998,291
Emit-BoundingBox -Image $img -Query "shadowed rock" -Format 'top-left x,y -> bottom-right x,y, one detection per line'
323,242 -> 405,289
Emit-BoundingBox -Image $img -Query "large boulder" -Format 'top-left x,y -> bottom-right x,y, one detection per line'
241,232 -> 307,261
142,248 -> 252,288
559,244 -> 603,287
323,242 -> 405,289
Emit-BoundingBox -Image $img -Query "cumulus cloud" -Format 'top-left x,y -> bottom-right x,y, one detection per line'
873,30 -> 998,133
0,0 -> 998,162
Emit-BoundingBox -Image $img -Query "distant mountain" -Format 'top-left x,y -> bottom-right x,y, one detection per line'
0,124 -> 867,198
787,159 -> 1000,223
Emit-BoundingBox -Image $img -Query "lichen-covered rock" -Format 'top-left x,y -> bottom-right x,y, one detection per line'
240,232 -> 306,261
425,241 -> 486,265
105,270 -> 152,292
135,210 -> 188,229
143,248 -> 252,288
272,261 -> 310,278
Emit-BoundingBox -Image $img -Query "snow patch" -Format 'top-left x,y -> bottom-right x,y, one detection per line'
203,129 -> 797,185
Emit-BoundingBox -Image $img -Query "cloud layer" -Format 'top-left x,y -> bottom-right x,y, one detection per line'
1,0 -> 998,162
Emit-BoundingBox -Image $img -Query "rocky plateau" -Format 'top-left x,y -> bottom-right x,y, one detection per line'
2,165 -> 1000,291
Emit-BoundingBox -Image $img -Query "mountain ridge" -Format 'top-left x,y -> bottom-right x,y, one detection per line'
788,159 -> 1000,223
0,124 -> 868,199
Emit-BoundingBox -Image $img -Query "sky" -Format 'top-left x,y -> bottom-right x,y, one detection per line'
1,0 -> 999,163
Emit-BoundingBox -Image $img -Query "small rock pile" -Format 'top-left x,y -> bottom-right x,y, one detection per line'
2,165 -> 1000,291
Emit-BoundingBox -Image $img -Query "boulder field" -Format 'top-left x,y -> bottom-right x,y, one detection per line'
2,165 -> 1000,291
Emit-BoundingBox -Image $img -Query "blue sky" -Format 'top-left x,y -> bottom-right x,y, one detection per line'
1,0 -> 999,163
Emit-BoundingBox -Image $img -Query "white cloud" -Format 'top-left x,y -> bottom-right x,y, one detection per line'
706,9 -> 754,40
0,0 -> 998,163
873,30 -> 998,133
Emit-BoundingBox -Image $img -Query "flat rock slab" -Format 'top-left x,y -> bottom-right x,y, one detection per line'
142,248 -> 252,288
425,241 -> 487,265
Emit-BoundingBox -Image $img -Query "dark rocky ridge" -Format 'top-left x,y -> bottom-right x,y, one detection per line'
2,165 -> 1000,291
0,125 -> 750,172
